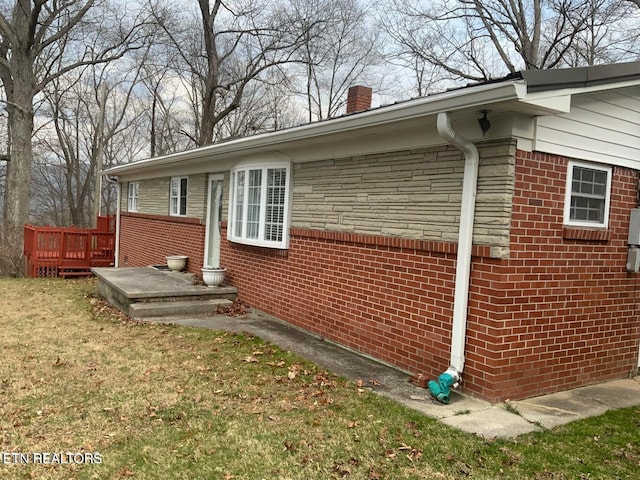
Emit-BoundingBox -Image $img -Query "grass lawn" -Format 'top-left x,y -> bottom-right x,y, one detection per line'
0,278 -> 638,480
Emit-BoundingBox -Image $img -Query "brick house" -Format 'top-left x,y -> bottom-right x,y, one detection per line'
103,62 -> 640,403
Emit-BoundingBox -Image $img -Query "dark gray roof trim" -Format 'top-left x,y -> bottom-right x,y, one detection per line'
521,61 -> 640,92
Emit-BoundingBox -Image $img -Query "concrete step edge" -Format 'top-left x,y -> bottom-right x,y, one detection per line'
129,298 -> 234,318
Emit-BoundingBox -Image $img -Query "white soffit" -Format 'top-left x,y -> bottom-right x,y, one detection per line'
518,93 -> 572,114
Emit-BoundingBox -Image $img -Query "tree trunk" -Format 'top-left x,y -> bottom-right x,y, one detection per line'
2,60 -> 36,276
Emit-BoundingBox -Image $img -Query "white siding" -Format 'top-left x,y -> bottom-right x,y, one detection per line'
534,86 -> 640,169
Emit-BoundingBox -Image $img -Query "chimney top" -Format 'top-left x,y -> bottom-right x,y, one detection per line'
346,85 -> 372,114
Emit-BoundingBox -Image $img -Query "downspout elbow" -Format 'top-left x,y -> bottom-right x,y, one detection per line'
436,112 -> 477,160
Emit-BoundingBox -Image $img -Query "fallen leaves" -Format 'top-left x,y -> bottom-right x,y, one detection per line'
86,293 -> 135,325
52,356 -> 65,367
287,364 -> 300,380
215,298 -> 250,317
355,378 -> 382,391
116,467 -> 136,477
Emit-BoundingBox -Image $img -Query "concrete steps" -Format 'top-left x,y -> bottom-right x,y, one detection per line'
92,267 -> 238,320
129,298 -> 234,318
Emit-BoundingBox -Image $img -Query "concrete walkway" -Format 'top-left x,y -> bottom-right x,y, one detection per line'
140,308 -> 640,439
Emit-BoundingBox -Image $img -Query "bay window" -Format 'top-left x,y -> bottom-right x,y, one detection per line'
229,163 -> 291,248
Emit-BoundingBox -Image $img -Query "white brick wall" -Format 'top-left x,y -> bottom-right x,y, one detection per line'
291,140 -> 515,255
125,140 -> 514,257
122,173 -> 223,222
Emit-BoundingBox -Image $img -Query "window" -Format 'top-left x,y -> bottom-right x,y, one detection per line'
170,177 -> 188,216
127,182 -> 139,212
563,161 -> 612,228
229,163 -> 290,248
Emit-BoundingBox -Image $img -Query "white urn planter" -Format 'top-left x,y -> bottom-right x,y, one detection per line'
166,255 -> 188,272
201,267 -> 226,287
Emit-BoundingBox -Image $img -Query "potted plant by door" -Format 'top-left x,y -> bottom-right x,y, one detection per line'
166,255 -> 188,272
201,266 -> 226,287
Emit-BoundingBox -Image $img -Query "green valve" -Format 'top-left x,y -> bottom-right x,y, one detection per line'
428,369 -> 459,404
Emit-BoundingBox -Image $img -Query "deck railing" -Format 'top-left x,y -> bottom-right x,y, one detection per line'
24,216 -> 116,278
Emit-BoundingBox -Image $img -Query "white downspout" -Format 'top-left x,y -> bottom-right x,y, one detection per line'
428,112 -> 480,403
114,181 -> 121,267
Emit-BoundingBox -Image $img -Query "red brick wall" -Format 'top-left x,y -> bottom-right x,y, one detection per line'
222,230 -> 470,375
119,213 -> 206,275
472,151 -> 640,401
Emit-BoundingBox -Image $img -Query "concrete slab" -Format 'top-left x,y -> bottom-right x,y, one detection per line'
139,310 -> 543,438
510,378 -> 640,430
442,406 -> 542,438
129,298 -> 233,318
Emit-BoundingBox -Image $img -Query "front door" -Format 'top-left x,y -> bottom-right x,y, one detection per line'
204,174 -> 224,269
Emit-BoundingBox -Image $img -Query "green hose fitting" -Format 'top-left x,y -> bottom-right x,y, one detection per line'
428,368 -> 460,404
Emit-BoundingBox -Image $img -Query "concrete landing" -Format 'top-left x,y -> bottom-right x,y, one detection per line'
92,267 -> 237,318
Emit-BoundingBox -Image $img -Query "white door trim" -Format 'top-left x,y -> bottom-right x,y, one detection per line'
203,174 -> 225,269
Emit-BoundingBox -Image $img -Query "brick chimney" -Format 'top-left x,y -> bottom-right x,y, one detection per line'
346,85 -> 372,114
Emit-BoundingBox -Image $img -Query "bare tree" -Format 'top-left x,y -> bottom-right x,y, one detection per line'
382,0 -> 634,85
0,0 -> 148,275
564,0 -> 640,66
34,60 -> 150,228
143,67 -> 191,157
30,152 -> 76,227
291,0 -> 383,121
149,0 -> 315,147
214,69 -> 302,140
132,40 -> 195,158
378,3 -> 451,97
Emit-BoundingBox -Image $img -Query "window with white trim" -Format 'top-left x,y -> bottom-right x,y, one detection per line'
228,163 -> 291,248
127,182 -> 139,212
170,176 -> 188,216
563,161 -> 612,228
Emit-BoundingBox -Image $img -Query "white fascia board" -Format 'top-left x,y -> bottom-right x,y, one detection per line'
103,81 -> 526,178
516,78 -> 640,115
551,79 -> 640,96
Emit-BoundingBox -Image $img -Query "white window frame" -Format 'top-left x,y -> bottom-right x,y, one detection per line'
170,176 -> 188,216
228,162 -> 291,249
563,160 -> 612,228
127,181 -> 139,212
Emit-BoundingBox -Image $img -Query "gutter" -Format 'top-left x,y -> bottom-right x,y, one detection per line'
102,81 -> 525,177
428,112 -> 480,404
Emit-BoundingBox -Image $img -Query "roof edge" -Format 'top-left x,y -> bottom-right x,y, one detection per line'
522,61 -> 640,92
103,80 -> 525,177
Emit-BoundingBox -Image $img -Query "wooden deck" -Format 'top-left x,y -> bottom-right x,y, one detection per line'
24,216 -> 116,278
